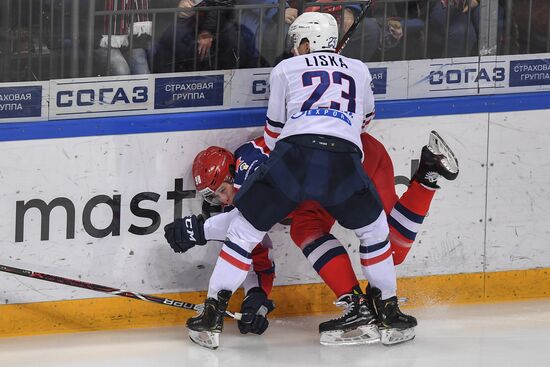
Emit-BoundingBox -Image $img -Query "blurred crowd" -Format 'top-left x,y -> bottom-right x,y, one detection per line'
0,0 -> 549,81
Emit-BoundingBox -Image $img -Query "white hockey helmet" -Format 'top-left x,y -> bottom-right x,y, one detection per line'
287,12 -> 339,54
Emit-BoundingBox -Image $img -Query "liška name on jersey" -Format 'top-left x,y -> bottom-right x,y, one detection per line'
304,54 -> 348,69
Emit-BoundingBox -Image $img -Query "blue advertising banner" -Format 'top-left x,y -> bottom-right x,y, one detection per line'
0,86 -> 42,119
509,59 -> 550,87
370,67 -> 387,95
155,75 -> 225,109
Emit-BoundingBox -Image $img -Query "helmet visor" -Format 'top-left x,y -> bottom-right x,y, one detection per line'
199,187 -> 223,205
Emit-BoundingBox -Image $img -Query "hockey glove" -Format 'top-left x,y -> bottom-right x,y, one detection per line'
163,215 -> 206,253
238,287 -> 275,335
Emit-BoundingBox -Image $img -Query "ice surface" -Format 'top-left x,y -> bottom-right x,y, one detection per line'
1,299 -> 549,367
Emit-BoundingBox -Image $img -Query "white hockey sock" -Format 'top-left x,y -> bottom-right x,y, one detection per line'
361,255 -> 397,300
354,211 -> 397,299
208,211 -> 265,299
208,241 -> 252,299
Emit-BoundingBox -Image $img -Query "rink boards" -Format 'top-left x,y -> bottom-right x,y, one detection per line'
1,56 -> 550,336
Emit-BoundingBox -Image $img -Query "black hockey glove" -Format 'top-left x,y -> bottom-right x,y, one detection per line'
238,287 -> 275,335
163,215 -> 206,253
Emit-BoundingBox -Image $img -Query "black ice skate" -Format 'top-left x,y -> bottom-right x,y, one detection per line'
319,293 -> 380,345
369,287 -> 417,345
186,290 -> 232,349
413,130 -> 459,189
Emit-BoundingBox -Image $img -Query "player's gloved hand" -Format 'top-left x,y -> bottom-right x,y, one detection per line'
238,287 -> 275,335
163,215 -> 206,253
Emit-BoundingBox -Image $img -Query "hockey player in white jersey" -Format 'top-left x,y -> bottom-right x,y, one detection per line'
186,12 -> 416,349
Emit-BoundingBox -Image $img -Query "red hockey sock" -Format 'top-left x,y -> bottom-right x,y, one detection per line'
389,180 -> 436,265
399,180 -> 436,216
318,253 -> 360,298
302,234 -> 360,298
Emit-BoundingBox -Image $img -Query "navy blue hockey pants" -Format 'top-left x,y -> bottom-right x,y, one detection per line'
234,134 -> 385,232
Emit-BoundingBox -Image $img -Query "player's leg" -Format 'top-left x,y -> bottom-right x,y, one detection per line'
358,131 -> 459,344
388,181 -> 435,265
290,201 -> 360,298
361,133 -> 434,266
326,154 -> 417,346
290,202 -> 375,345
393,131 -> 460,265
366,131 -> 459,265
186,142 -> 299,348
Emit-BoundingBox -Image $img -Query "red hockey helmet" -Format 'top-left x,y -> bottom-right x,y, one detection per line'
192,146 -> 235,204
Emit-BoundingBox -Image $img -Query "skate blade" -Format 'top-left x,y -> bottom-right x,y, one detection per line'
380,327 -> 416,345
428,130 -> 459,177
188,329 -> 220,350
320,325 -> 380,346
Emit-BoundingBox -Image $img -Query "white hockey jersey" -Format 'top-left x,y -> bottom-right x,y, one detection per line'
264,52 -> 375,156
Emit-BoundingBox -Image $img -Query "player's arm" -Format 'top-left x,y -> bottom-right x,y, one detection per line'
264,65 -> 288,150
362,65 -> 376,132
202,208 -> 239,241
243,236 -> 275,296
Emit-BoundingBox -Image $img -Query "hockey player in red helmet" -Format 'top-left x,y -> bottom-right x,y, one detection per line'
164,139 -> 275,347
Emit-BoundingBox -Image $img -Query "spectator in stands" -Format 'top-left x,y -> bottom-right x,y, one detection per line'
153,0 -> 257,73
300,1 -> 404,62
235,0 -> 288,67
419,0 -> 480,58
512,0 -> 549,53
94,0 -> 152,76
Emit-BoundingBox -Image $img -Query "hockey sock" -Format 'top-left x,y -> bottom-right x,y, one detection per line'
302,234 -> 360,298
359,240 -> 397,299
356,212 -> 397,300
208,240 -> 252,299
388,180 -> 436,265
209,211 -> 266,298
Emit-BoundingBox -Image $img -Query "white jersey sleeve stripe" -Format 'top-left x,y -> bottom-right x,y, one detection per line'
362,109 -> 375,130
264,125 -> 280,150
266,117 -> 285,130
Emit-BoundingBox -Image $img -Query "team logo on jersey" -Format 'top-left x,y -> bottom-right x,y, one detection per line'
236,158 -> 249,173
291,108 -> 353,126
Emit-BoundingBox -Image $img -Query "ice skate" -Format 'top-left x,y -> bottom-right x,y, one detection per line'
319,293 -> 380,345
186,290 -> 232,349
369,287 -> 417,345
413,130 -> 459,188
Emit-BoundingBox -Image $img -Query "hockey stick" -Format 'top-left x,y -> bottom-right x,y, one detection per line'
0,263 -> 242,320
335,0 -> 373,54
